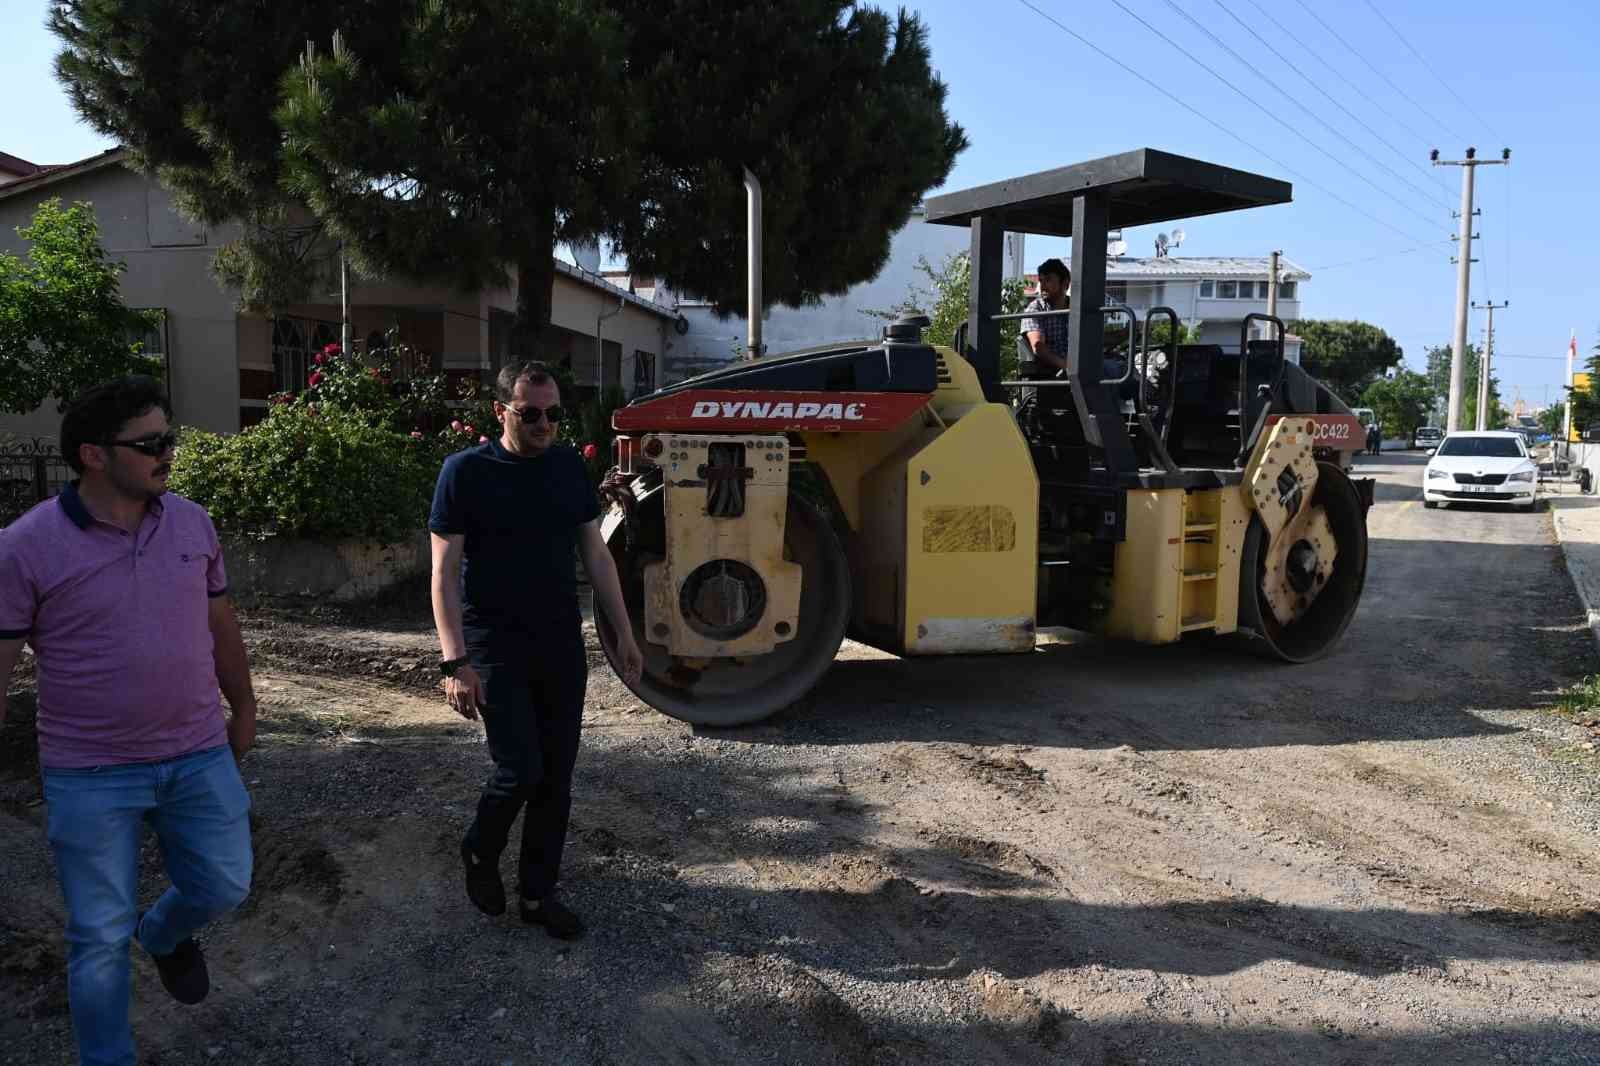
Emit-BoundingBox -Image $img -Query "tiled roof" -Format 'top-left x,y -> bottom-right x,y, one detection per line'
0,148 -> 127,201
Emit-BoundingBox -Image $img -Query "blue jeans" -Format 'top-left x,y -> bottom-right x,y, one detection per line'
43,744 -> 253,1066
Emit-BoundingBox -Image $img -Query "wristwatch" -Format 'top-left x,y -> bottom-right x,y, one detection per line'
439,655 -> 470,678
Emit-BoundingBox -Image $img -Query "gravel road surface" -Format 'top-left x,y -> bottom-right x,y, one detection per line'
4,451 -> 1599,1065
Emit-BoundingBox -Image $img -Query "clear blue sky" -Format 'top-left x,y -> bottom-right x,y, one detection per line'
4,0 -> 1595,408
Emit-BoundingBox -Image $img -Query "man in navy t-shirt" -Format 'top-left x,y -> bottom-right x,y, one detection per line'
429,360 -> 642,939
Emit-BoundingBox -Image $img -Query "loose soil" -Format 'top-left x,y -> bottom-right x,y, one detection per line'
3,453 -> 1599,1065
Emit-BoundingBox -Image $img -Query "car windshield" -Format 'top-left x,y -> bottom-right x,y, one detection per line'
1436,436 -> 1523,458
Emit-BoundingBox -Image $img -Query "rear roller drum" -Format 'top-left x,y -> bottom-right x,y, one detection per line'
597,491 -> 851,727
1238,461 -> 1368,662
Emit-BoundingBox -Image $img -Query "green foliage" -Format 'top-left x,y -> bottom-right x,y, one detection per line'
1538,404 -> 1565,436
1569,337 -> 1600,438
1359,370 -> 1435,439
1285,319 -> 1403,404
168,405 -> 438,542
866,252 -> 1030,377
53,1 -> 966,342
1424,342 -> 1506,429
0,199 -> 162,414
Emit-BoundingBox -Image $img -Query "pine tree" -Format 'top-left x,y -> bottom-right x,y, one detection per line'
52,1 -> 966,355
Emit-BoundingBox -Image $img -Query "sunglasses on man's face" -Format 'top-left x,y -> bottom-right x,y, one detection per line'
503,403 -> 564,425
101,431 -> 179,457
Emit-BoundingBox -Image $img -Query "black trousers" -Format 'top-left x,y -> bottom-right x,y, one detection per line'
462,631 -> 587,901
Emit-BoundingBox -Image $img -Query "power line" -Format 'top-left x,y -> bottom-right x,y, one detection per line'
1157,0 -> 1445,221
1289,0 -> 1467,144
1211,0 -> 1450,211
1010,0 -> 1436,247
1360,0 -> 1501,140
1313,239 -> 1454,273
1235,0 -> 1456,207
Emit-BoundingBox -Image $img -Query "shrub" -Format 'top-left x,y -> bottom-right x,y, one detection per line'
169,404 -> 441,542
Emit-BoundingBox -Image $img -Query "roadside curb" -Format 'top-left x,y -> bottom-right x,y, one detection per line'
1552,507 -> 1600,658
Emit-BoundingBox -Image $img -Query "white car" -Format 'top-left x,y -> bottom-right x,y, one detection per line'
1422,431 -> 1539,511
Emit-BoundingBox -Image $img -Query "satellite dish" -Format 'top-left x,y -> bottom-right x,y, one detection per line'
1108,239 -> 1127,257
571,240 -> 601,274
1171,228 -> 1186,247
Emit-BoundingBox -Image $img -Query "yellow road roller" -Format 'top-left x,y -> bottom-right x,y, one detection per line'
598,149 -> 1373,725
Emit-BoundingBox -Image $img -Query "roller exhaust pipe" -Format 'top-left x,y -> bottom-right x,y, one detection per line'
745,167 -> 762,361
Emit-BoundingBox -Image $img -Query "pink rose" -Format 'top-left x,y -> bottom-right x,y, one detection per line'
582,443 -> 598,460
313,352 -> 327,365
308,370 -> 324,387
323,342 -> 341,355
410,431 -> 424,439
478,435 -> 489,443
451,420 -> 463,432
464,425 -> 475,435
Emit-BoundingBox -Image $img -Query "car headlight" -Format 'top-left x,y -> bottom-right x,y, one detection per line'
1426,468 -> 1451,480
1508,469 -> 1535,483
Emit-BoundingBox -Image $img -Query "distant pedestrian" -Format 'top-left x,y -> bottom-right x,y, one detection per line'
0,375 -> 257,1066
429,360 -> 642,939
1366,423 -> 1381,456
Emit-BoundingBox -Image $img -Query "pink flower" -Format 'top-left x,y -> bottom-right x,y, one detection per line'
308,370 -> 324,387
582,443 -> 598,460
464,425 -> 475,435
478,435 -> 489,443
313,352 -> 327,365
368,367 -> 379,377
410,430 -> 424,439
450,420 -> 463,432
323,342 -> 341,355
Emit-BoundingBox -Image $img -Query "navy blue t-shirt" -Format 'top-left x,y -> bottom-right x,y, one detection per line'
428,439 -> 600,637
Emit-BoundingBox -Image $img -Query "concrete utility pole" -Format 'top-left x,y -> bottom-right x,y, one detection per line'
1471,300 -> 1508,430
1565,330 -> 1578,444
1433,148 -> 1510,433
1266,249 -> 1281,319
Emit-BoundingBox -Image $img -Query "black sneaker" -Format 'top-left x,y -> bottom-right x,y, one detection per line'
140,914 -> 209,1005
519,896 -> 584,940
461,842 -> 506,916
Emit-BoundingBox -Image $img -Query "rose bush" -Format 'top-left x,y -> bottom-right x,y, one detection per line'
169,404 -> 439,542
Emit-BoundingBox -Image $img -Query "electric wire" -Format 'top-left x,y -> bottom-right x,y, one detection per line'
1211,0 -> 1450,210
1312,239 -> 1455,273
1360,0 -> 1501,141
1237,0 -> 1454,206
1157,0 -> 1444,223
1011,0 -> 1436,247
1290,0 -> 1467,144
1110,0 -> 1443,233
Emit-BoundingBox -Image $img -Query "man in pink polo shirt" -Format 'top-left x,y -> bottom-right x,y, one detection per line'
0,375 -> 258,1066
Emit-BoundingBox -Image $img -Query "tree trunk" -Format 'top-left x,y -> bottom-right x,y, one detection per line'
512,205 -> 556,360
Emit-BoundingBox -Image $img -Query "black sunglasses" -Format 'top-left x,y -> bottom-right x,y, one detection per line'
100,431 -> 179,457
503,403 -> 564,425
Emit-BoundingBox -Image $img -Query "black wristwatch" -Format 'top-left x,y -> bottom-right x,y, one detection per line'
440,655 -> 470,678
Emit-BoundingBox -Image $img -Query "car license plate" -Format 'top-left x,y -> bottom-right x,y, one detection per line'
1461,484 -> 1490,493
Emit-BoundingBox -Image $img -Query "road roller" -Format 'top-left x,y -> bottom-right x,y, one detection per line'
597,148 -> 1374,725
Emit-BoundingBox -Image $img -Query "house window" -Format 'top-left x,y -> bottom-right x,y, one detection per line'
1105,281 -> 1128,304
1217,280 -> 1238,299
1199,280 -> 1214,298
272,315 -> 338,395
1279,280 -> 1297,300
128,309 -> 171,396
633,350 -> 656,394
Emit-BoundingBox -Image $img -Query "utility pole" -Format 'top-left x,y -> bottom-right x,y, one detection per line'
1471,300 -> 1508,430
1433,147 -> 1510,433
1564,330 -> 1577,445
1266,249 -> 1281,320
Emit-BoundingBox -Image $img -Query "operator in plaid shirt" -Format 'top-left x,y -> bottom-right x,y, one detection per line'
1020,258 -> 1071,380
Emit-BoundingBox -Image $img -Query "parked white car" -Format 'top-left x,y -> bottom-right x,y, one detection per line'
1422,431 -> 1539,511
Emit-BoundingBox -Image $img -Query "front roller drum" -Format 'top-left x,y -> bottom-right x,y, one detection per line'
597,492 -> 851,727
1238,460 -> 1368,662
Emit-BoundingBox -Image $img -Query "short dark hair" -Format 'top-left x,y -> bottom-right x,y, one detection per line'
1037,258 -> 1071,284
494,360 -> 554,403
60,375 -> 173,474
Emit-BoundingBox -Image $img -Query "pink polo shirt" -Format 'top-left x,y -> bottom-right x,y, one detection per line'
0,483 -> 229,769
